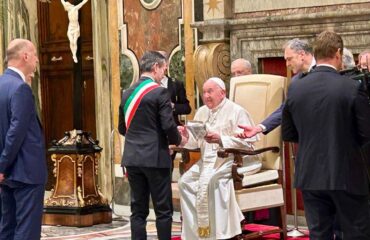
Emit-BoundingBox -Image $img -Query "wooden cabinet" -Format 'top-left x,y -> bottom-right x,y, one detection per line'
37,0 -> 96,188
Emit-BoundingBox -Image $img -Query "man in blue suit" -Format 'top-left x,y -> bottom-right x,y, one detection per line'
0,39 -> 47,240
238,38 -> 315,137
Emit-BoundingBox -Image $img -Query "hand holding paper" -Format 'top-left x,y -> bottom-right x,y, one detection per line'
185,120 -> 207,140
178,125 -> 189,146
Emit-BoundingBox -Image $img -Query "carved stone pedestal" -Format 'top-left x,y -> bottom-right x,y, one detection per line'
43,130 -> 112,227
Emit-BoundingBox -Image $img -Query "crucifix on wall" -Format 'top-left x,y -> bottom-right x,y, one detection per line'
60,0 -> 89,63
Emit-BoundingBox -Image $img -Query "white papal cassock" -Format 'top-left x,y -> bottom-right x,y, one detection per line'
178,98 -> 261,239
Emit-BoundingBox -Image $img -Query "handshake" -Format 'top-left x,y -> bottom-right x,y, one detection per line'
177,125 -> 189,147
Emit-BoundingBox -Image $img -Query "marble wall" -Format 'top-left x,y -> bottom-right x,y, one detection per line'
194,2 -> 370,74
120,0 -> 184,88
0,0 -> 41,114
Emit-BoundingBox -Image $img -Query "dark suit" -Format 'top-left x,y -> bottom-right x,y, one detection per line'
165,77 -> 191,167
166,76 -> 191,126
261,73 -> 303,134
0,69 -> 47,240
282,66 -> 370,239
119,77 -> 182,240
257,73 -> 304,225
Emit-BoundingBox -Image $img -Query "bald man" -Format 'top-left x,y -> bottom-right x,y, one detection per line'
231,58 -> 252,77
358,50 -> 370,70
0,39 -> 47,240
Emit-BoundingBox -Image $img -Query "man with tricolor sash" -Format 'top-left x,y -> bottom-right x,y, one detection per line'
118,51 -> 188,240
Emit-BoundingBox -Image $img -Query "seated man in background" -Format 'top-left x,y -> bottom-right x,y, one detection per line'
342,47 -> 356,70
178,77 -> 261,239
231,58 -> 252,77
358,49 -> 370,70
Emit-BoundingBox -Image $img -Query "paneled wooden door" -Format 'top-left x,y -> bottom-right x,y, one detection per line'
37,0 -> 96,188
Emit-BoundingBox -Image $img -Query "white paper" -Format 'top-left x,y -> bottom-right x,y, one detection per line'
186,120 -> 207,140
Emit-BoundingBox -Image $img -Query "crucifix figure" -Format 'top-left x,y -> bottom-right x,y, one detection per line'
61,0 -> 89,63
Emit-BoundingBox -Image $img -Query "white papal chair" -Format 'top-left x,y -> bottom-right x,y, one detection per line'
219,74 -> 287,239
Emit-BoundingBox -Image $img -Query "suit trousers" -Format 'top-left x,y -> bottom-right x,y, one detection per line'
302,190 -> 370,240
0,181 -> 45,240
0,188 -> 2,222
126,166 -> 173,240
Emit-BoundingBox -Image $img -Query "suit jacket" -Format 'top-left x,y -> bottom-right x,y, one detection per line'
0,69 -> 47,185
261,73 -> 303,134
118,77 -> 182,168
282,66 -> 370,195
166,77 -> 191,125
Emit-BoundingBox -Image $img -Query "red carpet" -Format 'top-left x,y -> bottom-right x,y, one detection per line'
171,224 -> 309,240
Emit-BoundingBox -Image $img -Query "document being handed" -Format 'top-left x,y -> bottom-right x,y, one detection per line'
185,120 -> 207,140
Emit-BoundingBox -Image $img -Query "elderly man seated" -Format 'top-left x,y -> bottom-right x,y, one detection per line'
178,77 -> 261,239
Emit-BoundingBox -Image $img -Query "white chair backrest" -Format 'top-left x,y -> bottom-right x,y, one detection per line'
229,74 -> 286,170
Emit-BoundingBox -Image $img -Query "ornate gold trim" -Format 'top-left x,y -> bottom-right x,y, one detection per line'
81,155 -> 98,198
198,226 -> 211,237
44,152 -> 110,208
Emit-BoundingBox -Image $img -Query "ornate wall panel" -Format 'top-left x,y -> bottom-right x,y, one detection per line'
123,0 -> 180,59
120,0 -> 182,88
228,9 -> 370,72
0,1 -> 40,113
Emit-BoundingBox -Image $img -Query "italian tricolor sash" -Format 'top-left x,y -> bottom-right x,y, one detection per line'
123,78 -> 159,129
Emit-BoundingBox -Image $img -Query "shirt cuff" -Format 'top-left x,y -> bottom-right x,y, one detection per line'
258,124 -> 267,133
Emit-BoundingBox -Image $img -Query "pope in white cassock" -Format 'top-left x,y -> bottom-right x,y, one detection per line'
178,77 -> 261,239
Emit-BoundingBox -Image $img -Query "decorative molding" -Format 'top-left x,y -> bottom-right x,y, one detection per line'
203,0 -> 232,20
234,0 -> 370,13
118,0 -> 139,87
191,8 -> 370,72
44,152 -> 108,208
228,10 -> 370,72
140,0 -> 161,10
192,8 -> 370,32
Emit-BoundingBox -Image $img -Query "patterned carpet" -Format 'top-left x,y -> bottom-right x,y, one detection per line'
41,220 -> 182,240
41,220 -> 310,240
